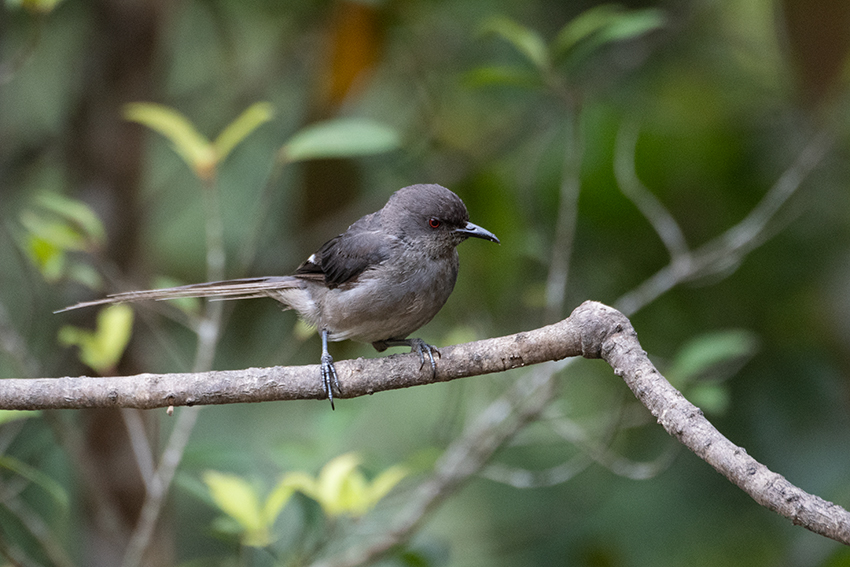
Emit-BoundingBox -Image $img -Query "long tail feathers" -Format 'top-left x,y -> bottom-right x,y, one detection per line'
55,276 -> 297,313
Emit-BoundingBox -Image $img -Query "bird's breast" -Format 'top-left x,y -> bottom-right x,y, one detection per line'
317,251 -> 459,343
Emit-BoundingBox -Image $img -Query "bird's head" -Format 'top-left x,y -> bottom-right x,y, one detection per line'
383,184 -> 499,254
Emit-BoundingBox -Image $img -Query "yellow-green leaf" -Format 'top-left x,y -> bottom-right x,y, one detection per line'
58,304 -> 134,373
24,234 -> 66,282
317,452 -> 362,516
284,453 -> 408,518
0,410 -> 40,427
213,102 -> 275,163
20,211 -> 88,252
280,118 -> 401,163
365,464 -> 408,509
35,193 -> 106,246
124,103 -> 216,179
262,479 -> 296,526
19,0 -> 64,14
203,471 -> 269,546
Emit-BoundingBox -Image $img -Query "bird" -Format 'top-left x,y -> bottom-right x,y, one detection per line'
58,184 -> 500,408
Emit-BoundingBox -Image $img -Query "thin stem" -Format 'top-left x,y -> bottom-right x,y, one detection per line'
120,408 -> 156,491
309,366 -> 559,567
0,13 -> 43,86
122,178 -> 227,567
544,108 -> 584,323
614,128 -> 833,316
120,406 -> 200,567
614,121 -> 689,261
0,301 -> 40,379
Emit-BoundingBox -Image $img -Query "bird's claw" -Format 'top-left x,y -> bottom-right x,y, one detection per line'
408,338 -> 440,377
321,352 -> 340,410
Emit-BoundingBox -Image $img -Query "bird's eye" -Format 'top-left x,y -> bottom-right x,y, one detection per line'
428,218 -> 441,229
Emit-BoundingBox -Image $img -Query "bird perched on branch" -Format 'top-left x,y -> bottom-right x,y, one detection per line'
58,184 -> 500,408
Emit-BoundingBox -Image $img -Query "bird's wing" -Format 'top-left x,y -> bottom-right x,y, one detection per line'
296,223 -> 390,288
55,277 -> 296,312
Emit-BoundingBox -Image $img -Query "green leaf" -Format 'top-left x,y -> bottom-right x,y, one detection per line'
124,103 -> 216,179
594,7 -> 665,45
19,210 -> 89,252
667,329 -> 759,387
552,5 -> 665,64
363,464 -> 408,511
480,15 -> 549,70
58,304 -> 134,373
262,479 -> 296,526
35,193 -> 106,246
19,0 -> 63,13
66,262 -> 103,291
213,102 -> 275,163
464,65 -> 543,89
688,383 -> 731,416
280,118 -> 401,163
203,471 -> 269,547
0,410 -> 40,427
0,455 -> 69,508
284,453 -> 408,518
552,4 -> 626,59
24,234 -> 66,282
316,452 -> 362,516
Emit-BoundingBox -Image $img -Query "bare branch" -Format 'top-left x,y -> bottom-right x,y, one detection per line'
7,301 -> 849,547
0,319 -> 582,410
573,302 -> 850,546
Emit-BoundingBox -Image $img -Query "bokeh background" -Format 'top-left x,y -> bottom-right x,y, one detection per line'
1,0 -> 850,566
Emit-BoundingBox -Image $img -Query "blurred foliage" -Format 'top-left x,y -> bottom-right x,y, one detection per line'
202,452 -> 407,548
57,304 -> 133,374
125,101 -> 275,181
1,0 -> 850,566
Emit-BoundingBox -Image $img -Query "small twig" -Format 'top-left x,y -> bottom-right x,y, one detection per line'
0,302 -> 40,379
313,365 -> 560,567
544,110 -> 584,323
120,408 -> 156,490
120,406 -> 200,567
546,413 -> 680,480
121,178 -> 227,567
479,453 -> 594,488
0,13 -> 44,86
614,128 -> 834,315
614,121 -> 690,261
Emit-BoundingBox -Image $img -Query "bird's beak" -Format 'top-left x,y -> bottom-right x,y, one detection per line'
455,221 -> 500,244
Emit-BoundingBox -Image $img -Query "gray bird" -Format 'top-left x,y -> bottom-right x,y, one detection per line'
58,184 -> 500,408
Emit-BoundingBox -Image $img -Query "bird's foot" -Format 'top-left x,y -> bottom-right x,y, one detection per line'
321,352 -> 340,410
373,338 -> 441,378
407,338 -> 440,377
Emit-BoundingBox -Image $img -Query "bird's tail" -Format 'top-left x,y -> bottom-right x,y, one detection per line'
55,276 -> 298,313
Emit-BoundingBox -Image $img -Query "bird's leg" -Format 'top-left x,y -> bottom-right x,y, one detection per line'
374,338 -> 440,377
321,329 -> 340,409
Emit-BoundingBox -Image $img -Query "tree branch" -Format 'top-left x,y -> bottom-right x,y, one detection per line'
5,301 -> 849,545
0,315 -> 581,410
